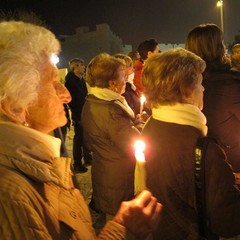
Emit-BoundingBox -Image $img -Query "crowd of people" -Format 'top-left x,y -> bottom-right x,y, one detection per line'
1,18 -> 240,240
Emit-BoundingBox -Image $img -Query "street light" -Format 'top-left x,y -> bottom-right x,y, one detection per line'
217,0 -> 224,32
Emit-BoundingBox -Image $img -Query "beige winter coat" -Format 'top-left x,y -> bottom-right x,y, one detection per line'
0,122 -> 126,240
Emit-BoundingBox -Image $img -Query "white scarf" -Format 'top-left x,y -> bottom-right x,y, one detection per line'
127,72 -> 137,91
152,103 -> 208,136
88,87 -> 135,118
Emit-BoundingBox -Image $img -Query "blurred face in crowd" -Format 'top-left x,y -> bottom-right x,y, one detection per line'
126,65 -> 135,84
231,46 -> 240,70
232,47 -> 240,57
74,62 -> 85,76
147,45 -> 160,59
125,65 -> 134,76
110,66 -> 127,95
188,73 -> 204,110
27,61 -> 71,133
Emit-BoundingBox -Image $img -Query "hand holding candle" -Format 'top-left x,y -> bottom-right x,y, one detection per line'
134,140 -> 147,192
140,95 -> 146,114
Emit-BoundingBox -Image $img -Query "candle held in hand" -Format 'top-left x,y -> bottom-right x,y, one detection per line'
139,95 -> 146,114
134,140 -> 146,192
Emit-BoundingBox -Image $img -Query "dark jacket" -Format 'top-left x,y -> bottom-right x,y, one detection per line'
203,69 -> 240,172
65,71 -> 88,122
122,82 -> 140,115
142,118 -> 240,240
82,95 -> 141,215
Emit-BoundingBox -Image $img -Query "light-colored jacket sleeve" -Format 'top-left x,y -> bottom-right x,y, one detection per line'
97,221 -> 126,239
0,198 -> 53,240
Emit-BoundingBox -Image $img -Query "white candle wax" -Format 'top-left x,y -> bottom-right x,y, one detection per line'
134,140 -> 146,192
140,95 -> 146,114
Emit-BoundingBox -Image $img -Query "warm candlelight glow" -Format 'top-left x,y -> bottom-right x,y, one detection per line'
140,95 -> 146,105
134,140 -> 146,162
217,0 -> 223,7
139,95 -> 146,114
134,140 -> 146,192
135,151 -> 145,163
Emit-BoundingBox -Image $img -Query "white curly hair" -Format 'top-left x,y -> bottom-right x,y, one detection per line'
0,21 -> 60,123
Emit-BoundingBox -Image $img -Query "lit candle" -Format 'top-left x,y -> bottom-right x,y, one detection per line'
134,140 -> 146,192
139,95 -> 146,114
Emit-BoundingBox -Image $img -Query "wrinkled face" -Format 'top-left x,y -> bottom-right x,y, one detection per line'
27,61 -> 71,133
189,73 -> 204,110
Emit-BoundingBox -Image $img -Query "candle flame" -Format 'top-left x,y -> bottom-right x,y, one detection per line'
135,150 -> 145,162
217,0 -> 223,7
140,95 -> 146,105
134,140 -> 146,151
134,140 -> 146,162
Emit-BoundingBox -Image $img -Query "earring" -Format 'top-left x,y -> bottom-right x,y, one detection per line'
23,121 -> 29,127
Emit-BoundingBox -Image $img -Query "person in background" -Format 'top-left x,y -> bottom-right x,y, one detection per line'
114,53 -> 141,116
128,51 -> 141,69
0,20 -> 162,240
230,43 -> 240,72
185,23 -> 240,173
134,38 -> 160,95
65,58 -> 92,173
60,103 -> 71,141
82,53 -> 149,224
141,47 -> 240,239
54,104 -> 71,158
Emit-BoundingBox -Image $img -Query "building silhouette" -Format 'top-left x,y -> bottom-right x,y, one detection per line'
57,23 -> 185,69
58,23 -> 132,68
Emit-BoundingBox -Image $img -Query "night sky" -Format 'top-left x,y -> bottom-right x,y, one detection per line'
2,0 -> 240,49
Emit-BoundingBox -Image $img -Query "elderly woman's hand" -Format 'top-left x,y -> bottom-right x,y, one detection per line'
134,111 -> 150,131
113,190 -> 162,239
135,111 -> 149,123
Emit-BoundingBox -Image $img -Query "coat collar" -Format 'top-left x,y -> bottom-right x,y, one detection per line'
0,121 -> 73,189
88,87 -> 135,119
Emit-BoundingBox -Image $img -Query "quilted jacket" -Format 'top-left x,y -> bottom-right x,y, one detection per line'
0,121 -> 126,240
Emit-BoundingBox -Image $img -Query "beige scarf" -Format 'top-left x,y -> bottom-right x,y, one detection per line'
89,87 -> 135,118
152,103 -> 208,136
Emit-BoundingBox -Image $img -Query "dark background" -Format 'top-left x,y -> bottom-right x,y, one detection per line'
2,0 -> 240,49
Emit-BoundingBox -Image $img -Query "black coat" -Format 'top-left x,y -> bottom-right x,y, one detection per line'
142,118 -> 240,239
64,71 -> 88,122
203,69 -> 240,172
122,82 -> 140,115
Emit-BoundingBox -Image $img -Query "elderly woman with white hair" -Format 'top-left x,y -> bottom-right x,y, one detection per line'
0,21 -> 161,239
